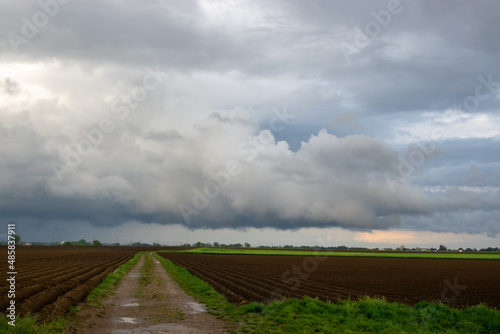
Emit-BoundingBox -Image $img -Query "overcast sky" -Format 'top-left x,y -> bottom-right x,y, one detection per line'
1,0 -> 499,248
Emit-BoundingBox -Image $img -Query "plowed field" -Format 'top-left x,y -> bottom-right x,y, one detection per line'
159,253 -> 500,309
0,246 -> 187,320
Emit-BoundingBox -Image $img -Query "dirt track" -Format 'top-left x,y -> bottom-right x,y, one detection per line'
67,253 -> 229,333
160,253 -> 500,309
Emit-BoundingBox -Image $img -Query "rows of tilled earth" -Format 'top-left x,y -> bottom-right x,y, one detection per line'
0,246 -> 188,320
159,252 -> 500,309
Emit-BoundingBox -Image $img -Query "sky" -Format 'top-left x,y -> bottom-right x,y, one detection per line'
0,0 -> 499,248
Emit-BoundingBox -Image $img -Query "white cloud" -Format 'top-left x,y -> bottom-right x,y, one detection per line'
391,112 -> 500,144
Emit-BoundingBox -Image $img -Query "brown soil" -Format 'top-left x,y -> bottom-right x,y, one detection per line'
159,253 -> 500,309
66,253 -> 230,333
0,247 -> 136,320
0,246 -> 193,320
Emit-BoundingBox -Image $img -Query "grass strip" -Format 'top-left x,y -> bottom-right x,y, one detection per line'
0,314 -> 67,334
134,252 -> 154,299
175,248 -> 500,260
139,252 -> 154,286
154,252 -> 500,334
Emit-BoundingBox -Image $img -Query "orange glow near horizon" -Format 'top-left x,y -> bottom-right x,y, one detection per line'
354,230 -> 496,247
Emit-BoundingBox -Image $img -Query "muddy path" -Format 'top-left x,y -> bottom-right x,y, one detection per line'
66,253 -> 230,333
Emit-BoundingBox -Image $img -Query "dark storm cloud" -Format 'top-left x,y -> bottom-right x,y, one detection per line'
0,0 -> 499,238
2,0 -> 499,116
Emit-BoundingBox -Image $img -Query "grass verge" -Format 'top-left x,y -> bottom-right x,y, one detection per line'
0,314 -> 67,334
154,252 -> 500,333
177,248 -> 500,260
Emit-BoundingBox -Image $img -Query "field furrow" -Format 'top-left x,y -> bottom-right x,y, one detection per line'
159,252 -> 500,308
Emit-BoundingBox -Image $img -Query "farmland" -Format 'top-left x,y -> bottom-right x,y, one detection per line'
183,247 -> 500,260
158,252 -> 500,309
0,246 -> 186,321
1,246 -> 499,333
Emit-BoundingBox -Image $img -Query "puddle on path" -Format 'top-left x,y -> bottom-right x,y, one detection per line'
121,302 -> 139,307
128,272 -> 140,277
185,302 -> 206,314
117,317 -> 137,324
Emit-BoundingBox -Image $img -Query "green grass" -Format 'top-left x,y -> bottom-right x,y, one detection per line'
140,252 -> 154,286
0,315 -> 67,334
153,252 -> 500,333
239,297 -> 500,333
135,252 -> 154,299
173,248 -> 500,260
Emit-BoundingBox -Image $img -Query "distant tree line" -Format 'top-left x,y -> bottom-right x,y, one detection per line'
4,237 -> 499,252
176,243 -> 500,252
181,242 -> 252,248
130,242 -> 161,247
62,239 -> 102,246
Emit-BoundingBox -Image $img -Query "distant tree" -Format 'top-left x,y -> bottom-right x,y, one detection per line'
114,242 -> 120,246
13,234 -> 21,245
213,242 -> 220,248
244,242 -> 251,248
438,244 -> 448,251
64,241 -> 73,246
480,247 -> 499,252
131,242 -> 141,246
92,240 -> 102,246
195,241 -> 204,247
153,242 -> 161,247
